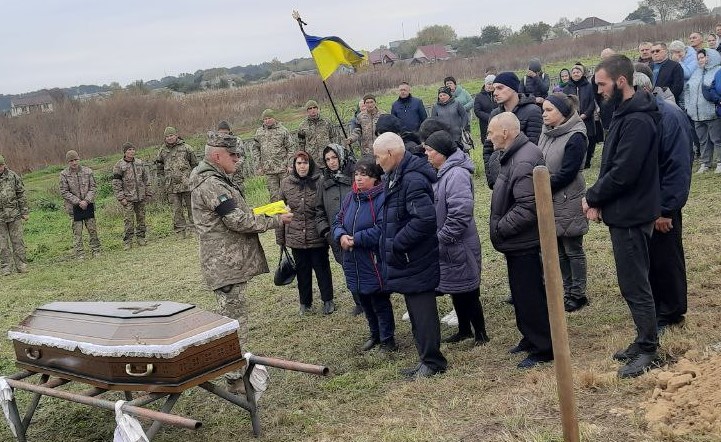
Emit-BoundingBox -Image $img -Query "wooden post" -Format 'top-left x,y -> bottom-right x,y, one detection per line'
532,166 -> 580,442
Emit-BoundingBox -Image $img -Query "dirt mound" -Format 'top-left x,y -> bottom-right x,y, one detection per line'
642,352 -> 721,438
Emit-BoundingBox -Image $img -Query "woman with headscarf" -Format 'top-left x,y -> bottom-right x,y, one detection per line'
538,93 -> 589,312
277,151 -> 335,315
563,63 -> 596,169
423,130 -> 489,345
553,68 -> 570,93
333,156 -> 396,352
431,86 -> 468,146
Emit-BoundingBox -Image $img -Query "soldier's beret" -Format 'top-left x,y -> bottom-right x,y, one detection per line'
207,131 -> 240,154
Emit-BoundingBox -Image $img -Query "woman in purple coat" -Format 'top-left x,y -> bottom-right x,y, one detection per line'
423,130 -> 489,345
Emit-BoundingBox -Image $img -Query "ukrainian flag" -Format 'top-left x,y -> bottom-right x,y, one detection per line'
304,33 -> 365,80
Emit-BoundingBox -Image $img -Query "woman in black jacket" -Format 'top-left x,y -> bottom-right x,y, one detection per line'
563,64 -> 596,168
473,75 -> 497,143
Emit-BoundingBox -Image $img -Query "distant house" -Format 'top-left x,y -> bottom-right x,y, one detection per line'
73,91 -> 114,102
413,44 -> 452,62
10,92 -> 55,117
568,17 -> 612,38
368,49 -> 399,66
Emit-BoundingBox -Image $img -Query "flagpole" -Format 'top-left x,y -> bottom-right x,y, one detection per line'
292,11 -> 349,139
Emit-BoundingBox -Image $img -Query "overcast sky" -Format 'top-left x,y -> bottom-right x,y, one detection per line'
2,0 -> 718,95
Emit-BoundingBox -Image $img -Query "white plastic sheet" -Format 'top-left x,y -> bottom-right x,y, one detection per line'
113,400 -> 149,442
244,353 -> 270,401
0,377 -> 17,437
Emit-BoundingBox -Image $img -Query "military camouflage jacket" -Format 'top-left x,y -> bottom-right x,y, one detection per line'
112,158 -> 150,203
190,159 -> 280,290
0,168 -> 29,222
156,139 -> 198,194
252,123 -> 294,175
59,165 -> 97,215
349,109 -> 381,155
297,116 -> 337,167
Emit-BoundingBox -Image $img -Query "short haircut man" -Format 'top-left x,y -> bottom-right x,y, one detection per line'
638,42 -> 652,64
586,54 -> 661,378
649,42 -> 684,102
391,81 -> 428,133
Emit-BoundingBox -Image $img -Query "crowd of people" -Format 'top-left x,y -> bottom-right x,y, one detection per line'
1,28 -> 716,383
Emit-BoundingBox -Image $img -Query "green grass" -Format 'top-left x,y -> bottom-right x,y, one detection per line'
1,74 -> 720,441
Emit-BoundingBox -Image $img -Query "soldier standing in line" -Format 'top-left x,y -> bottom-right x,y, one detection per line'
297,100 -> 338,169
345,94 -> 381,156
216,120 -> 245,196
156,126 -> 198,236
112,142 -> 151,250
190,131 -> 293,393
252,109 -> 294,202
59,150 -> 101,259
0,155 -> 29,275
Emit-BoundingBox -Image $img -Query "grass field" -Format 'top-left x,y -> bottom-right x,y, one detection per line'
2,92 -> 721,441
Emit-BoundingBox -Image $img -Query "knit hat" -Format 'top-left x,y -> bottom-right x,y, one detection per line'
424,130 -> 456,157
484,74 -> 496,86
217,120 -> 231,131
438,86 -> 452,96
122,142 -> 135,153
494,72 -> 520,92
305,100 -> 318,109
362,94 -> 376,102
529,58 -> 543,73
0,155 -> 5,165
443,76 -> 457,85
65,150 -> 80,162
261,108 -> 275,119
164,126 -> 177,137
375,114 -> 402,136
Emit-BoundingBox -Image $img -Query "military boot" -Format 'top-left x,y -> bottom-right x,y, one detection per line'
137,238 -> 147,246
16,264 -> 28,274
123,242 -> 132,251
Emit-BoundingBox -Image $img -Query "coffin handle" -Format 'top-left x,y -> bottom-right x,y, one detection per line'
125,363 -> 154,377
25,348 -> 41,360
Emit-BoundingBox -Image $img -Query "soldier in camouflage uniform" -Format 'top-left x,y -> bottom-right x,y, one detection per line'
297,100 -> 338,168
0,155 -> 29,275
252,109 -> 294,202
216,120 -> 245,196
190,131 -> 293,392
59,150 -> 101,259
112,142 -> 151,249
345,94 -> 382,155
156,126 -> 198,236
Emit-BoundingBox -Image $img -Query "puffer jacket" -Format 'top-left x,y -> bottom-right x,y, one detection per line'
489,133 -> 544,254
277,165 -> 326,249
189,160 -> 279,290
684,48 -> 721,122
433,149 -> 481,294
59,165 -> 97,215
431,98 -> 468,143
452,84 -> 474,112
538,114 -> 589,238
112,158 -> 150,203
333,182 -> 385,296
380,151 -> 439,294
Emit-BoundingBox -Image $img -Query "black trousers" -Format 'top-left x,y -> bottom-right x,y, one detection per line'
358,291 -> 395,343
505,251 -> 553,358
649,210 -> 687,326
291,247 -> 334,306
446,288 -> 488,339
609,224 -> 658,353
404,292 -> 447,372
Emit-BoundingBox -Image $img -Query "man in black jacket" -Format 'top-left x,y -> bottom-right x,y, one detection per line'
482,72 -> 543,188
650,42 -> 685,104
584,54 -> 662,378
488,112 -> 552,369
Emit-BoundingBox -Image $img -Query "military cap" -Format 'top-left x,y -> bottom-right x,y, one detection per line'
164,126 -> 177,137
207,131 -> 240,154
305,100 -> 318,109
66,150 -> 80,162
261,109 -> 275,119
0,155 -> 5,165
122,142 -> 135,153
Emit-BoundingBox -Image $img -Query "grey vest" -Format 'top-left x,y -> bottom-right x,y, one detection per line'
538,114 -> 589,237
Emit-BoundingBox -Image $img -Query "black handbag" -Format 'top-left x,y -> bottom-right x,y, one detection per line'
273,245 -> 297,286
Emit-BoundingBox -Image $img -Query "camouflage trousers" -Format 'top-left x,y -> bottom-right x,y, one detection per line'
213,282 -> 248,381
168,192 -> 193,234
0,218 -> 27,274
72,217 -> 101,257
265,173 -> 284,203
123,201 -> 146,244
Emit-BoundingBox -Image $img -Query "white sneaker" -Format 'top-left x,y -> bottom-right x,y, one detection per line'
401,311 -> 410,321
441,309 -> 457,325
715,164 -> 721,174
697,164 -> 709,174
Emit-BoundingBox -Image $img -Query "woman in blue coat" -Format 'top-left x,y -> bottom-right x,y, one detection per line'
333,156 -> 396,352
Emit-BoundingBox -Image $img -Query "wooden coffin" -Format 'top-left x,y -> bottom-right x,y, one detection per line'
8,302 -> 244,393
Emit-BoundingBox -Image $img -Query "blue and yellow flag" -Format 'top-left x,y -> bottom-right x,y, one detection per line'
304,33 -> 365,81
